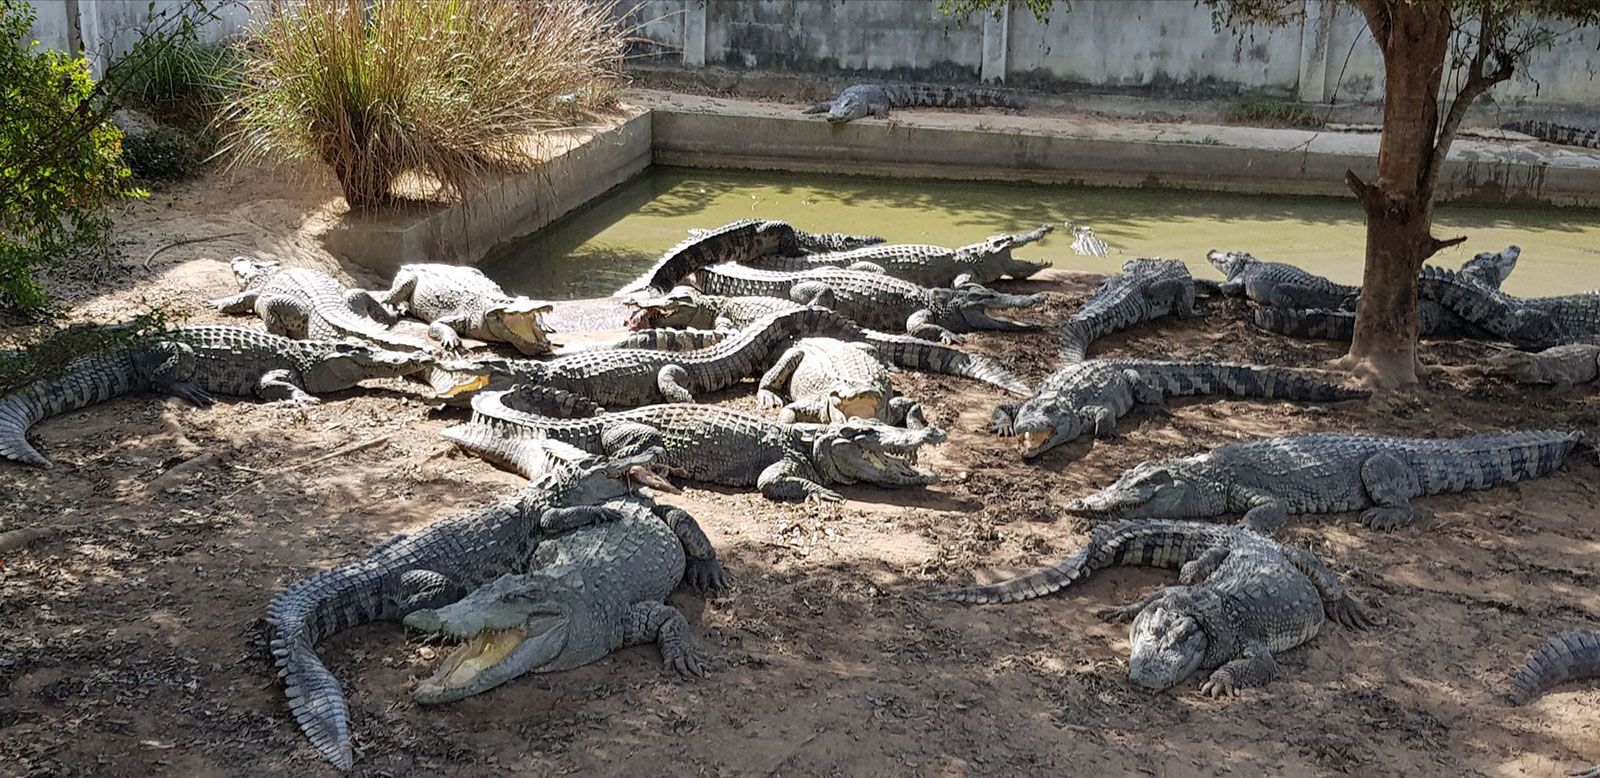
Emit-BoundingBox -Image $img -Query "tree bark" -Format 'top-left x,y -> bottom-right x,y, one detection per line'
1340,0 -> 1454,388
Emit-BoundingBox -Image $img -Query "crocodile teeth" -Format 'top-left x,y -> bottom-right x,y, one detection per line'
430,628 -> 527,689
1019,429 -> 1052,455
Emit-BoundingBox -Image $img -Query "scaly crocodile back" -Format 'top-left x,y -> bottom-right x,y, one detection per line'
1417,265 -> 1561,348
883,82 -> 1026,110
865,331 -> 1032,395
618,219 -> 798,296
1502,120 -> 1600,149
1131,361 -> 1368,402
1060,259 -> 1194,361
932,520 -> 1239,604
1510,629 -> 1600,705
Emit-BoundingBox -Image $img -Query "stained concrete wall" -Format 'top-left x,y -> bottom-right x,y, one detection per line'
27,0 -> 252,76
639,0 -> 1600,109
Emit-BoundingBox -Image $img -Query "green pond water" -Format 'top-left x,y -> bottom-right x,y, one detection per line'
479,166 -> 1600,300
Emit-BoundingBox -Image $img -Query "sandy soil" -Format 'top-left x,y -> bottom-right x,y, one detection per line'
2,165 -> 1600,778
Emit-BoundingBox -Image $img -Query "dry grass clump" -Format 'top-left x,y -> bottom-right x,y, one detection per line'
223,0 -> 625,210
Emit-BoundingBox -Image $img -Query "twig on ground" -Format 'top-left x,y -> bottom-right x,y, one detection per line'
142,232 -> 247,269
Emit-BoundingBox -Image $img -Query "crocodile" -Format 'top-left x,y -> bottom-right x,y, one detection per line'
1502,119 -> 1600,149
468,306 -> 861,408
932,520 -> 1374,696
991,359 -> 1368,458
692,263 -> 1045,343
803,82 -> 1025,124
1059,258 -> 1199,362
757,337 -> 922,426
404,496 -> 724,704
1523,289 -> 1600,341
1250,247 -> 1522,341
469,389 -> 946,502
266,438 -> 678,769
0,326 -> 481,468
212,258 -> 424,350
1417,265 -> 1562,349
618,219 -> 878,297
1069,222 -> 1111,257
1064,429 -> 1580,532
1487,342 -> 1600,385
749,224 -> 1053,287
1207,250 -> 1360,309
1509,629 -> 1600,777
687,224 -> 884,254
624,290 -> 1032,395
377,264 -> 553,354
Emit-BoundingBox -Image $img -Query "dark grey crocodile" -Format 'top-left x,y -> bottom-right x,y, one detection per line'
266,438 -> 677,769
1487,342 -> 1600,385
933,520 -> 1374,696
1509,629 -> 1600,777
1060,258 -> 1199,362
1065,430 -> 1580,532
212,258 -> 428,350
1502,120 -> 1600,149
1524,289 -> 1600,341
470,306 -> 860,407
625,290 -> 1032,395
750,224 -> 1052,287
803,82 -> 1025,124
0,326 -> 477,468
1250,247 -> 1522,342
992,359 -> 1368,458
692,264 -> 1044,343
1207,250 -> 1360,309
619,219 -> 879,297
757,337 -> 921,426
378,264 -> 553,354
469,389 -> 945,502
404,497 -> 724,704
687,224 -> 884,254
1417,265 -> 1562,349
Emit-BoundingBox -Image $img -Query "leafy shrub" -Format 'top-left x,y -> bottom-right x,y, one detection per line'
0,2 -> 144,313
121,31 -> 237,125
224,0 -> 627,210
117,111 -> 206,181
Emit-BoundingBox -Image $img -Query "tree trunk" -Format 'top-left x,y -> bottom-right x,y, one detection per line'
1339,1 -> 1453,388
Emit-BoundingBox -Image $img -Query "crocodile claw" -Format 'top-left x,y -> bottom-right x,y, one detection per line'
685,559 -> 730,595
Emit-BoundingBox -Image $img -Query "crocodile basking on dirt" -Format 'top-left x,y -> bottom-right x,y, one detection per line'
804,82 -> 1025,124
1206,250 -> 1360,309
1059,258 -> 1199,362
1487,342 -> 1600,385
692,263 -> 1044,343
933,520 -> 1374,696
618,219 -> 883,296
623,289 -> 1032,395
750,224 -> 1053,287
1417,265 -> 1563,348
0,326 -> 480,468
992,359 -> 1367,457
469,387 -> 945,502
469,306 -> 862,407
758,337 -> 923,426
1065,429 -> 1581,532
378,264 -> 553,354
1502,119 -> 1600,149
1509,629 -> 1600,777
404,496 -> 725,704
212,258 -> 428,350
266,438 -> 679,769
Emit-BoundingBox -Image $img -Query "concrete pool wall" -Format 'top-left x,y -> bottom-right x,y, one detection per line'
324,92 -> 1600,274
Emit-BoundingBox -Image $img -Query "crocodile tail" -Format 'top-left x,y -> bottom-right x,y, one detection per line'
1251,306 -> 1355,341
930,520 -> 1224,605
443,421 -> 567,479
1509,629 -> 1600,705
1141,362 -> 1369,402
865,331 -> 1031,395
1058,321 -> 1091,362
1502,120 -> 1600,149
617,220 -> 790,296
896,83 -> 1026,110
0,349 -> 145,468
266,564 -> 391,770
1417,265 -> 1556,347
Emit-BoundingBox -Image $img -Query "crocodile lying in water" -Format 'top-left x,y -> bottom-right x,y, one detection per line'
1502,119 -> 1600,149
1509,629 -> 1600,777
404,496 -> 725,704
750,224 -> 1053,287
804,82 -> 1025,124
933,520 -> 1374,696
1065,429 -> 1581,532
1206,250 -> 1360,309
377,264 -> 553,354
618,219 -> 883,296
994,359 -> 1368,459
265,438 -> 677,769
1059,258 -> 1199,362
0,326 -> 480,468
693,263 -> 1045,343
469,387 -> 945,502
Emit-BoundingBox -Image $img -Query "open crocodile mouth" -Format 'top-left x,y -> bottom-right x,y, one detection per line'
428,369 -> 490,398
501,313 -> 552,352
835,393 -> 884,420
1018,427 -> 1054,458
861,443 -> 936,482
420,627 -> 528,691
625,307 -> 667,330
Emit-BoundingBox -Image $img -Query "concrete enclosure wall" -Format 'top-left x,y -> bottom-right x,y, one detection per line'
27,0 -> 251,77
634,0 -> 1600,108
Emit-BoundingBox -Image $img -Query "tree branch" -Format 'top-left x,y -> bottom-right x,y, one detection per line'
1355,0 -> 1393,54
1345,169 -> 1377,203
1429,234 -> 1469,254
1424,5 -> 1515,203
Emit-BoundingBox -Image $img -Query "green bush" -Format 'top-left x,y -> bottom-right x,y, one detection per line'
224,0 -> 627,210
118,112 -> 206,181
121,33 -> 237,125
0,2 -> 144,313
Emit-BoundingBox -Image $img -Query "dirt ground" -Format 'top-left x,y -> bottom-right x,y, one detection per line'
3,163 -> 1600,778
